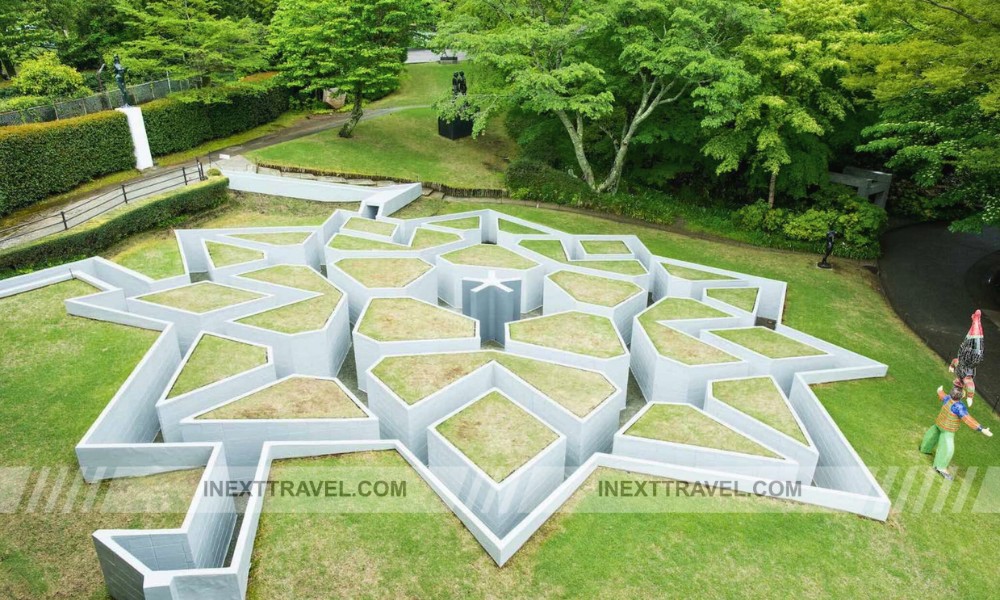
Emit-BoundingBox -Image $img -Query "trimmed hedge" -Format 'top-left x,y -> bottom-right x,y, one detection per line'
0,177 -> 229,277
143,83 -> 289,156
0,111 -> 135,217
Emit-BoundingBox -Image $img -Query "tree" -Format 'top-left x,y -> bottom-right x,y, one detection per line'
436,0 -> 768,194
701,0 -> 861,207
112,0 -> 269,79
848,0 -> 1000,231
12,51 -> 90,98
0,0 -> 56,78
270,0 -> 430,138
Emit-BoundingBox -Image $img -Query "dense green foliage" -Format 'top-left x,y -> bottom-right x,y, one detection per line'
142,81 -> 289,155
0,111 -> 134,216
10,52 -> 91,98
0,177 -> 228,276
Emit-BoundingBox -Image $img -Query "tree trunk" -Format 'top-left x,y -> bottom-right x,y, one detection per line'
768,170 -> 778,208
338,84 -> 364,138
555,110 -> 596,188
0,55 -> 15,79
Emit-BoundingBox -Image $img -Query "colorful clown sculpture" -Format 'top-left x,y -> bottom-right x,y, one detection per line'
920,311 -> 992,480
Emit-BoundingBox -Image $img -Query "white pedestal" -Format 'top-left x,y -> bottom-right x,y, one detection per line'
116,106 -> 154,170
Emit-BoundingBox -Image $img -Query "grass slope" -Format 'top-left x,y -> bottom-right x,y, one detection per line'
549,270 -> 642,307
662,263 -> 735,281
712,377 -> 808,445
200,377 -> 363,420
581,240 -> 631,254
519,239 -> 646,275
509,312 -> 625,358
168,335 -> 268,398
139,282 -> 262,313
626,404 -> 779,458
230,232 -> 312,246
433,216 -> 481,230
335,257 -> 431,288
206,240 -> 265,268
357,298 -> 476,342
441,244 -> 537,269
706,286 -> 759,312
342,217 -> 397,237
713,326 -> 825,359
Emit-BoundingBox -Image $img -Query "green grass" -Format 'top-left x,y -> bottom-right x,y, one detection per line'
549,270 -> 643,307
240,265 -> 332,294
229,232 -> 312,245
437,391 -> 558,482
105,229 -> 186,279
328,234 -> 407,251
410,227 -> 461,249
712,326 -> 826,359
334,257 -> 431,288
237,293 -> 341,334
508,312 -> 624,358
498,218 -> 545,234
248,107 -> 514,189
138,282 -> 262,313
433,216 -> 481,230
357,298 -> 476,342
662,263 -> 735,281
626,403 -> 779,458
199,376 -> 364,420
636,298 -> 739,364
712,377 -> 808,445
706,287 -> 759,312
640,297 -> 730,322
519,239 -> 647,275
370,62 -> 484,110
441,244 -> 538,269
581,240 -> 631,255
168,334 -> 268,398
342,217 -> 398,236
206,240 -> 265,267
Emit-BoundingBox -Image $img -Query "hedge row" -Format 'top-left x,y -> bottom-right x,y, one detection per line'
0,177 -> 229,277
143,83 -> 289,156
0,111 -> 135,217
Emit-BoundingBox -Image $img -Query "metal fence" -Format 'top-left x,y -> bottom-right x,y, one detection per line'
0,76 -> 203,127
0,161 -> 206,249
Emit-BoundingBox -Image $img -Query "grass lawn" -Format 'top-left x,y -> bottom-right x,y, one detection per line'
641,297 -> 730,322
105,229 -> 185,279
370,62 -> 484,110
334,257 -> 431,288
342,217 -> 398,237
138,281 -> 262,313
410,227 -> 461,249
434,216 -> 481,230
437,391 -> 558,482
240,265 -> 332,294
199,376 -> 363,420
712,326 -> 826,359
706,286 -> 759,312
643,324 -> 740,365
626,403 -> 779,458
498,218 -> 545,234
248,107 -> 514,189
508,312 -> 624,358
369,350 -> 615,416
549,270 -> 643,307
229,232 -> 312,246
441,243 -> 538,269
237,293 -> 341,334
0,280 -> 213,598
357,297 -> 476,342
328,234 -> 407,251
168,334 -> 268,398
581,240 -> 631,255
519,239 -> 647,275
206,240 -> 265,267
662,263 -> 735,281
712,377 -> 808,445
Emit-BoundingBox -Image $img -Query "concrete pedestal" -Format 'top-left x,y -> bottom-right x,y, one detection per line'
116,106 -> 154,170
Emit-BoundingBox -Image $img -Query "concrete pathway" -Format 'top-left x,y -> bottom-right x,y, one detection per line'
879,222 -> 1000,410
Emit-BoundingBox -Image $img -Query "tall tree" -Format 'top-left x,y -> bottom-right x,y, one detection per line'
436,0 -> 768,194
701,0 -> 861,207
0,1 -> 56,78
270,0 -> 431,137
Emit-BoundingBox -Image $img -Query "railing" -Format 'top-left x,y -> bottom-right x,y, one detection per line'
0,75 -> 203,127
0,161 -> 206,248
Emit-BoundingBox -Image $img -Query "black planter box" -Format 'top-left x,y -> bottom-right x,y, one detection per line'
439,56 -> 459,64
438,117 -> 473,140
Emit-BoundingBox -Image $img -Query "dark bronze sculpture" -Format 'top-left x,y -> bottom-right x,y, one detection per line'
112,55 -> 129,107
818,229 -> 837,269
440,71 -> 472,140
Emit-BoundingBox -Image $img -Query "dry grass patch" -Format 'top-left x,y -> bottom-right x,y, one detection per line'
442,244 -> 538,270
335,257 -> 431,288
230,232 -> 312,245
410,227 -> 461,249
206,240 -> 265,267
662,263 -> 735,281
509,311 -> 624,358
370,352 -> 493,404
706,287 -> 759,312
168,335 -> 268,398
139,282 -> 263,313
437,391 -> 557,482
626,404 -> 779,458
241,265 -> 333,294
200,377 -> 364,419
644,325 -> 740,365
712,327 -> 825,359
712,377 -> 807,445
434,216 -> 481,230
343,217 -> 397,236
358,298 -> 476,342
581,240 -> 631,255
494,354 -> 614,418
237,293 -> 341,334
549,270 -> 642,307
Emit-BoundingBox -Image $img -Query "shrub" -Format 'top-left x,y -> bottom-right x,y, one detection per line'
0,95 -> 48,112
12,53 -> 90,99
0,111 -> 135,216
0,178 -> 229,277
142,82 -> 289,156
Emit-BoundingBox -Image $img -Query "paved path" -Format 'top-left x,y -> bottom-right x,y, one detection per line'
879,222 -> 1000,410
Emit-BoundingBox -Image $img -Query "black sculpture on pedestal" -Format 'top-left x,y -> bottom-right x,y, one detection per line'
818,230 -> 838,269
112,55 -> 129,107
438,71 -> 473,140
